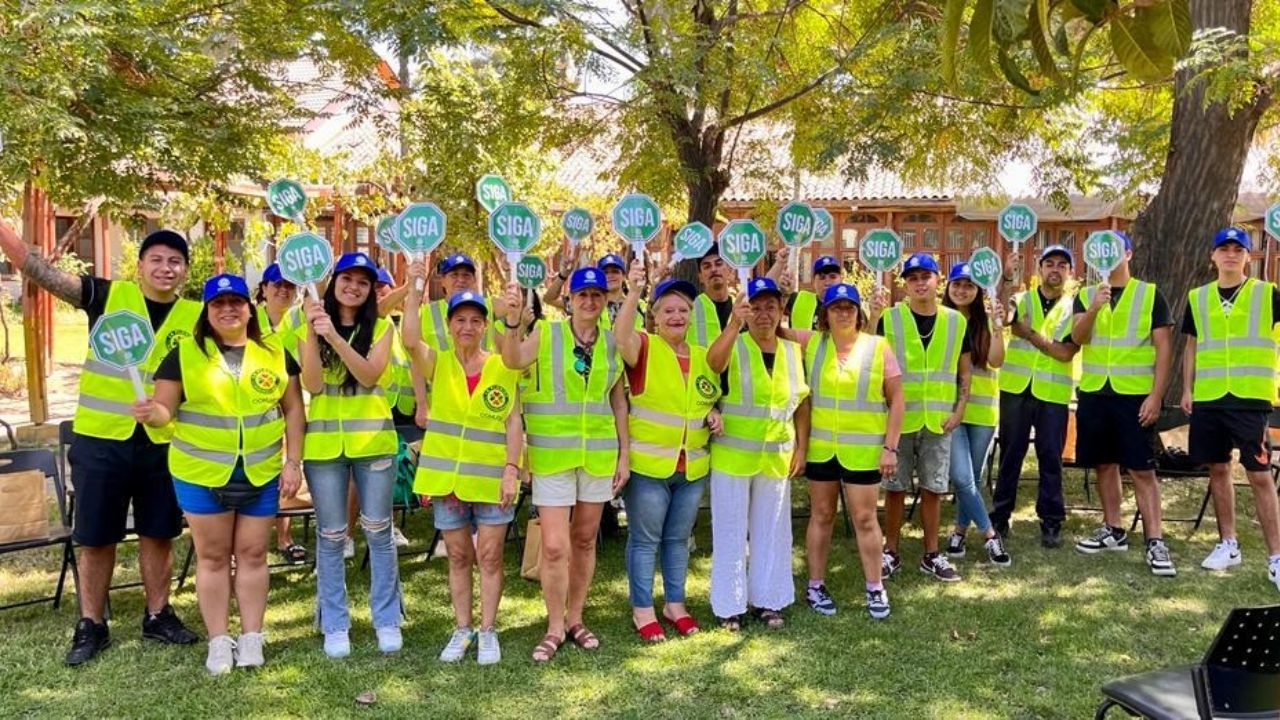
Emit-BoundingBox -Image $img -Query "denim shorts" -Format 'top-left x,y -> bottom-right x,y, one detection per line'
173,473 -> 280,517
431,493 -> 515,530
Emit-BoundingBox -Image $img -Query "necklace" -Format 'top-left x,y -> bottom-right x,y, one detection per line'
1220,281 -> 1244,313
569,322 -> 597,348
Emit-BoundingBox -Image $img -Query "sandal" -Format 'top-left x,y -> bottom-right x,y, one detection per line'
531,633 -> 564,663
755,608 -> 785,629
276,543 -> 307,565
566,624 -> 600,650
633,619 -> 666,643
717,615 -> 743,632
661,612 -> 700,637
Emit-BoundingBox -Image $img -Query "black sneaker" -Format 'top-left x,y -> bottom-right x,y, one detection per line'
919,553 -> 961,582
805,583 -> 837,616
1040,523 -> 1062,549
142,604 -> 199,645
1075,525 -> 1128,554
881,548 -> 902,578
984,535 -> 1012,566
865,589 -> 890,620
66,618 -> 110,666
1146,539 -> 1177,577
945,532 -> 966,559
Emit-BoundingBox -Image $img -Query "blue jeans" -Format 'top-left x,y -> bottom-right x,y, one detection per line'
308,455 -> 401,634
950,423 -> 996,534
624,471 -> 705,608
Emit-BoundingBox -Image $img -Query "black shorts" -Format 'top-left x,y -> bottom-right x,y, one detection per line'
1189,407 -> 1271,471
805,458 -> 881,485
1075,392 -> 1157,470
68,429 -> 183,546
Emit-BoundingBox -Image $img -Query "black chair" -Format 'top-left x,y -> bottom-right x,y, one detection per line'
0,448 -> 80,611
1096,604 -> 1280,719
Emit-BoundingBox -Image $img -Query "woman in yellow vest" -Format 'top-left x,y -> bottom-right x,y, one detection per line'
500,268 -> 628,662
782,283 -> 902,620
706,277 -> 810,631
403,257 -> 523,665
298,251 -> 402,659
133,273 -> 305,674
941,263 -> 1011,566
614,262 -> 722,642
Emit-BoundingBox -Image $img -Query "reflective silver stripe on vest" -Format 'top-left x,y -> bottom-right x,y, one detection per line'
1081,364 -> 1150,377
523,322 -> 617,416
1198,338 -> 1275,351
972,368 -> 996,379
83,359 -> 156,384
78,394 -> 135,416
1195,366 -> 1274,380
424,420 -> 506,445
171,437 -> 237,465
1093,281 -> 1153,350
630,405 -> 706,428
809,336 -> 882,412
321,383 -> 385,397
528,435 -> 620,450
524,400 -> 612,415
176,410 -> 237,429
809,428 -> 883,445
243,443 -> 282,466
686,447 -> 709,462
889,310 -> 908,368
418,455 -> 506,476
967,394 -> 998,408
306,418 -> 395,433
430,300 -> 450,349
714,433 -> 794,453
693,296 -> 709,346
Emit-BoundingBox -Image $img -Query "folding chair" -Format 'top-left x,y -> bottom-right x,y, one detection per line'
0,448 -> 80,611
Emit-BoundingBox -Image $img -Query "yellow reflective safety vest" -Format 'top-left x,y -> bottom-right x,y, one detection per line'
74,281 -> 201,443
522,321 -> 623,477
302,317 -> 398,460
415,352 -> 522,503
805,333 -> 887,470
377,321 -> 415,416
257,304 -> 302,358
789,290 -> 819,330
999,290 -> 1076,404
711,334 -> 809,478
962,317 -> 1000,427
687,293 -> 727,347
883,304 -> 966,434
419,297 -> 496,352
599,299 -> 645,332
1079,279 -> 1157,395
628,334 -> 722,480
169,337 -> 287,487
1189,279 -> 1278,403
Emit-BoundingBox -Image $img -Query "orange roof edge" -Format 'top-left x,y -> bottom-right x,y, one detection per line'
375,59 -> 401,90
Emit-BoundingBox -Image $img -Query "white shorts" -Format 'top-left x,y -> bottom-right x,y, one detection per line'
532,468 -> 614,507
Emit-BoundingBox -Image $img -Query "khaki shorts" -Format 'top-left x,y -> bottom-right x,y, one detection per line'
883,429 -> 951,495
532,468 -> 615,507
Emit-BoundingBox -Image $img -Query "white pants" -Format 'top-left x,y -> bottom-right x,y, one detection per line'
709,470 -> 794,617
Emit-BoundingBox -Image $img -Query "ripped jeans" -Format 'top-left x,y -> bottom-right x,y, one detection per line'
308,454 -> 401,634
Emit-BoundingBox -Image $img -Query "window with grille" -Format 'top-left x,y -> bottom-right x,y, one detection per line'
923,228 -> 940,249
947,229 -> 965,249
971,227 -> 989,248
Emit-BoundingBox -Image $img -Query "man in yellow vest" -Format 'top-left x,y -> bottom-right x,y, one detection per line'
1180,227 -> 1280,592
989,244 -> 1079,549
0,221 -> 201,665
784,255 -> 844,330
873,252 -> 972,582
688,244 -> 736,347
1069,232 -> 1177,576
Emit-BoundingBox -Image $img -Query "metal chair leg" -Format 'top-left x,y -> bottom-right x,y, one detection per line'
175,538 -> 196,590
1193,484 -> 1213,531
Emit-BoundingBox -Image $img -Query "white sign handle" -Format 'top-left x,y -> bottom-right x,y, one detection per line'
414,252 -> 425,293
787,246 -> 800,287
873,270 -> 883,289
737,267 -> 750,288
507,250 -> 522,286
306,283 -> 319,302
670,250 -> 684,266
126,365 -> 145,401
631,240 -> 646,264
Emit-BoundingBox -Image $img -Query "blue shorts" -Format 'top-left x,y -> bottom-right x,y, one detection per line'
173,471 -> 280,517
431,493 -> 514,530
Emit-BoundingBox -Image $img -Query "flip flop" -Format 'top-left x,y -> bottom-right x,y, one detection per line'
531,633 -> 564,663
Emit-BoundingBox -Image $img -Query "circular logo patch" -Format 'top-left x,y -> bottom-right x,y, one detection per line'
250,368 -> 281,394
165,329 -> 192,350
482,384 -> 511,413
695,375 -> 717,400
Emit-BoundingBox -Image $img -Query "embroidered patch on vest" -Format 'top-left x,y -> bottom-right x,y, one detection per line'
482,384 -> 511,413
695,375 -> 717,400
165,329 -> 192,350
250,368 -> 281,394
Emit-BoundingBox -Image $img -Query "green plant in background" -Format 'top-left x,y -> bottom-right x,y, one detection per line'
116,236 -> 242,302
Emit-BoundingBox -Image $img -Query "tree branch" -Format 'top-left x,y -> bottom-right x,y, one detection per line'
483,0 -> 543,28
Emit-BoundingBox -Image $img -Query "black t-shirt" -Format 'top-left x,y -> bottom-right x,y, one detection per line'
712,296 -> 734,331
1179,283 -> 1280,411
155,343 -> 300,401
81,276 -> 175,333
1071,284 -> 1174,396
875,310 -> 973,354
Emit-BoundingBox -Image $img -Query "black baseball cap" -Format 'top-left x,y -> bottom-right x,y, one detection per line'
138,229 -> 189,263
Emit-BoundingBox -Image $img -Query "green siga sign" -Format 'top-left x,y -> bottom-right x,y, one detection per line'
488,201 -> 541,253
1266,202 -> 1280,241
89,310 -> 154,371
561,207 -> 593,243
396,202 -> 447,254
266,179 -> 306,220
717,219 -> 767,269
277,231 -> 333,285
475,174 -> 512,214
775,202 -> 815,248
375,216 -> 401,252
859,229 -> 902,273
1083,230 -> 1126,275
672,222 -> 714,261
968,246 -> 1002,290
811,207 -> 834,242
516,256 -> 547,289
997,203 -> 1037,245
610,194 -> 662,245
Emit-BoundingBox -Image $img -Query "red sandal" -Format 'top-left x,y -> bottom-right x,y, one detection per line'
633,619 -> 666,643
662,612 -> 700,637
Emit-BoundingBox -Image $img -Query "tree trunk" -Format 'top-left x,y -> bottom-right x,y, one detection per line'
668,123 -> 731,285
1128,0 -> 1271,404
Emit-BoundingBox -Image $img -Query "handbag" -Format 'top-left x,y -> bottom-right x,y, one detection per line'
521,518 -> 542,581
0,469 -> 47,543
210,475 -> 267,510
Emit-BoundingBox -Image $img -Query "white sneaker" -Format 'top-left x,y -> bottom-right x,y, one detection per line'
1269,559 -> 1280,593
323,630 -> 350,658
391,526 -> 410,548
1201,542 -> 1242,571
439,627 -> 475,663
343,536 -> 356,560
206,635 -> 236,675
235,632 -> 265,668
477,628 -> 501,665
376,626 -> 402,654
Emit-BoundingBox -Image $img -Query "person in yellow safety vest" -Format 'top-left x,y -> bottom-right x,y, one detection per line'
403,255 -> 524,665
134,273 -> 305,675
868,252 -> 972,583
688,244 -> 735,346
781,282 -> 903,620
418,252 -> 506,352
544,249 -> 646,330
988,244 -> 1080,549
0,222 -> 202,666
705,277 -> 811,631
1070,232 -> 1178,576
784,255 -> 845,330
253,263 -> 309,566
500,267 -> 629,663
298,251 -> 403,659
1180,227 -> 1280,592
613,262 -> 723,642
940,263 -> 1012,567
371,265 -> 422,552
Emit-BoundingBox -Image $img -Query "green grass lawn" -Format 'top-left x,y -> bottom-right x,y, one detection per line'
1,473 -> 1278,719
3,310 -> 89,364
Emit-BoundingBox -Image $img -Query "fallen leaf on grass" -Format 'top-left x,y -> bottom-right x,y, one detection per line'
355,691 -> 377,707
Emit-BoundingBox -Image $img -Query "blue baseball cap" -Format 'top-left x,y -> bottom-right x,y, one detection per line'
1039,244 -> 1074,266
821,283 -> 861,307
375,266 -> 393,286
261,263 -> 283,283
446,290 -> 488,318
438,253 -> 476,274
746,276 -> 781,300
947,262 -> 974,283
597,254 -> 626,271
333,251 -> 377,278
570,267 -> 608,293
812,255 -> 842,274
652,278 -> 697,303
1214,227 -> 1252,251
203,273 -> 251,302
900,252 -> 940,277
1114,230 -> 1133,251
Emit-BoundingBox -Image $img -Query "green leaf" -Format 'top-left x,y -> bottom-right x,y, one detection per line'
969,0 -> 997,76
993,0 -> 1031,43
1028,0 -> 1064,82
1109,11 -> 1174,81
1142,0 -> 1192,58
997,44 -> 1039,94
941,0 -> 967,88
1069,0 -> 1110,22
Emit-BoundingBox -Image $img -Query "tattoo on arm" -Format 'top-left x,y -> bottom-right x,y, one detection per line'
21,252 -> 83,308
